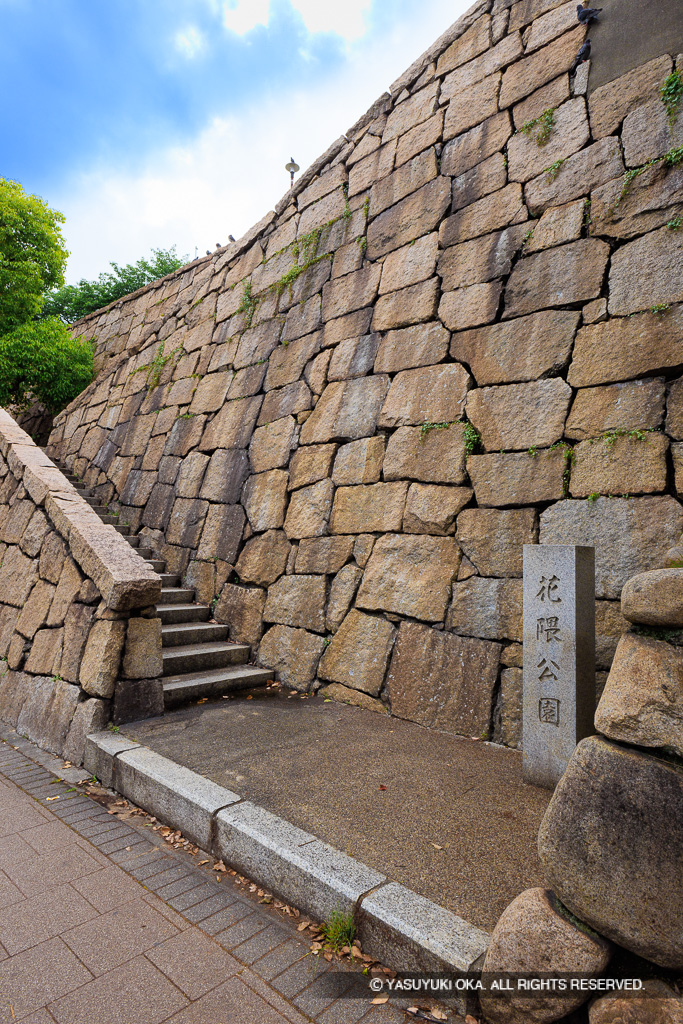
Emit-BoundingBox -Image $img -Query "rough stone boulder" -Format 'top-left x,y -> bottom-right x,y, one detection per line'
594,634 -> 683,758
589,980 -> 683,1024
479,887 -> 612,1024
538,736 -> 683,968
621,568 -> 683,628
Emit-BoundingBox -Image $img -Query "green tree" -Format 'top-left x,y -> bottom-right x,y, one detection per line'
0,178 -> 68,333
42,246 -> 187,323
0,317 -> 94,413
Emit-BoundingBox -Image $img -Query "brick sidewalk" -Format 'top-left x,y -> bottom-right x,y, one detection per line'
0,739 -> 433,1024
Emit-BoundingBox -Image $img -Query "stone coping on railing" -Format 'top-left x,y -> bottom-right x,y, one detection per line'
0,409 -> 160,611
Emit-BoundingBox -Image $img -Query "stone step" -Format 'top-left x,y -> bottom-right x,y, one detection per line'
125,536 -> 141,547
157,603 -> 211,625
99,514 -> 120,526
144,559 -> 167,573
161,622 -> 230,647
162,641 -> 250,675
162,665 -> 273,707
90,505 -> 110,515
114,524 -> 131,536
158,587 -> 197,605
159,573 -> 181,588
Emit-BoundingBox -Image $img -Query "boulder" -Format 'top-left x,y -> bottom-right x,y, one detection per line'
538,736 -> 683,968
319,610 -> 396,696
589,980 -> 683,1024
234,530 -> 291,586
595,634 -> 683,758
258,625 -> 326,692
479,887 -> 612,1024
621,569 -> 683,628
263,575 -> 327,633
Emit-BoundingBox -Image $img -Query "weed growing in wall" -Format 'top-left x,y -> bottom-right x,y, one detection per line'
545,158 -> 566,182
237,280 -> 258,328
661,70 -> 683,130
667,216 -> 682,231
462,422 -> 482,457
589,427 -> 659,448
420,420 -> 450,439
651,304 -> 670,315
519,107 -> 556,146
548,441 -> 575,497
321,912 -> 356,952
130,341 -> 182,389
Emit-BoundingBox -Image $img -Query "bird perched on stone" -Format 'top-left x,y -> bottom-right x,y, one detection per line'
577,4 -> 601,23
228,234 -> 235,242
215,242 -> 221,248
570,40 -> 591,74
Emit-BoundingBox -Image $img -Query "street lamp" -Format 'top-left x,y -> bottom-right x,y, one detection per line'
285,157 -> 300,189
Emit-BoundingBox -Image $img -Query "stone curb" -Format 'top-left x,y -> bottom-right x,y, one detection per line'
84,730 -> 490,979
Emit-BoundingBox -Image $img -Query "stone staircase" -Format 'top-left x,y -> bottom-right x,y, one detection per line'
59,466 -> 272,709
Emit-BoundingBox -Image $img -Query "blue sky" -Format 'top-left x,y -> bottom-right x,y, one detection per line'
1,0 -> 470,283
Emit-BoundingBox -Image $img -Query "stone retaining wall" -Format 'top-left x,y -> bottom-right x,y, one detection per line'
47,0 -> 683,746
0,410 -> 162,760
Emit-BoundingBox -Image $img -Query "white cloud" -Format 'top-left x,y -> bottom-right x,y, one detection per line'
222,0 -> 371,41
222,0 -> 270,35
174,25 -> 206,58
55,0 -> 471,283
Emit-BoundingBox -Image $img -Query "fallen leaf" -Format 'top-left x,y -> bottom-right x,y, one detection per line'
197,698 -> 208,703
431,1010 -> 448,1021
350,945 -> 363,958
297,921 -> 311,932
407,1009 -> 419,1017
246,695 -> 253,700
465,1017 -> 479,1024
323,951 -> 333,962
215,875 -> 223,882
378,784 -> 387,791
431,843 -> 443,850
213,861 -> 227,872
371,996 -> 389,1005
198,859 -> 209,866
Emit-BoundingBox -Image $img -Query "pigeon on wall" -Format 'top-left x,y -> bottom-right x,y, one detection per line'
570,40 -> 591,74
577,4 -> 601,23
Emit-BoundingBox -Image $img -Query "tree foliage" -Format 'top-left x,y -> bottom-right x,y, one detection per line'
0,317 -> 94,414
42,246 -> 187,323
0,178 -> 68,334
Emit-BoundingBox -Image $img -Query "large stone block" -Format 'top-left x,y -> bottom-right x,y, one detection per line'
525,136 -> 624,213
0,548 -> 39,608
197,504 -> 245,563
595,599 -> 630,671
504,238 -> 610,318
499,24 -> 586,107
566,379 -> 666,441
122,616 -> 163,680
378,364 -> 471,428
569,305 -> 683,388
233,319 -> 283,369
283,478 -> 334,540
214,584 -> 266,646
330,482 -> 408,534
79,618 -> 126,698
321,265 -> 381,322
499,667 -> 522,748
569,433 -> 669,498
440,111 -> 512,179
436,15 -> 491,75
264,330 -> 322,392
369,149 -> 438,219
164,413 -> 206,456
15,580 -> 55,639
319,610 -> 396,696
263,574 -> 326,633
258,380 -> 311,425
60,603 -> 96,683
248,417 -> 297,473
378,233 -> 438,296
374,322 -> 450,374
16,676 -> 80,756
295,536 -> 354,574
326,563 -> 363,632
466,378 -> 572,451
357,534 -> 461,622
622,568 -> 683,628
63,698 -> 110,765
199,448 -> 250,504
524,198 -> 584,253
258,624 -> 326,691
166,497 -> 208,548
299,376 -> 390,445
386,621 -> 501,736
590,163 -> 683,241
443,73 -> 500,141
332,437 -> 384,486
589,980 -> 683,1024
451,153 -> 509,213
437,224 -> 529,290
372,278 -> 440,332
595,634 -> 683,757
440,31 -> 522,99
242,470 -> 289,532
440,184 -> 526,248
508,97 -> 589,183
608,227 -> 683,317
199,395 -> 262,452
538,735 -> 683,968
235,530 -> 291,586
588,54 -> 672,139
438,282 -> 501,332
23,627 -> 63,675
383,423 -> 468,484
450,310 -> 579,386
288,444 -> 337,490
457,508 -> 537,577
404,483 -> 472,535
366,177 -> 451,260
479,888 -> 612,1024
540,497 -> 683,599
448,577 -> 522,641
395,110 -> 444,169
327,334 -> 380,381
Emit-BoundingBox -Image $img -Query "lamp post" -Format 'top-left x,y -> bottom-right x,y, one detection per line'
285,158 -> 300,189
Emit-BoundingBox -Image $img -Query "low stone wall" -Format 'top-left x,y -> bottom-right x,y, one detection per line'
0,409 -> 162,761
46,0 -> 683,747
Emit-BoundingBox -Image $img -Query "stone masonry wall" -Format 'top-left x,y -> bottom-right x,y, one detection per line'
47,0 -> 683,748
0,410 -> 162,761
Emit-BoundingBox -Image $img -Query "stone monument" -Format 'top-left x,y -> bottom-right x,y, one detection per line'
522,545 -> 595,788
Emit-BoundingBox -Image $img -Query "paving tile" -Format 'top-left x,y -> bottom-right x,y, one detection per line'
250,937 -> 308,982
231,923 -> 292,966
145,927 -> 240,999
270,953 -> 331,999
0,883 -> 99,955
196,899 -> 252,936
319,994 -> 376,1024
213,912 -> 268,950
10,1010 -> 56,1024
0,936 -> 93,1020
238,969 -> 312,1024
155,873 -> 205,902
71,865 -> 142,913
182,892 -> 235,924
109,843 -> 159,866
162,976 -> 290,1024
62,898 -> 179,975
0,840 -> 103,898
142,892 -> 193,932
128,854 -> 172,881
293,973 -> 339,1018
48,954 -> 188,1024
137,863 -> 190,892
0,801 -> 52,838
20,821 -> 77,853
0,871 -> 24,911
168,883 -> 217,913
95,832 -> 142,855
